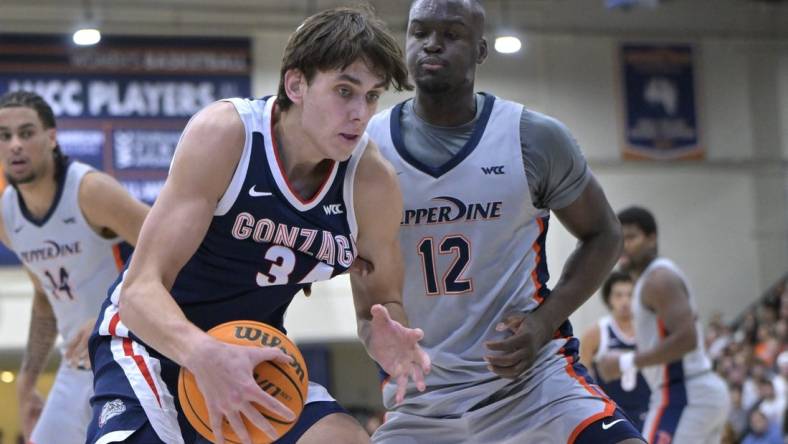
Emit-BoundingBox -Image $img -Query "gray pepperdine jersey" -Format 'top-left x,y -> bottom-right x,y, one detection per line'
1,161 -> 124,350
633,257 -> 712,390
368,94 -> 587,414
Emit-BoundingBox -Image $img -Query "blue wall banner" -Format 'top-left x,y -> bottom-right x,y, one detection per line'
0,34 -> 251,265
620,44 -> 703,160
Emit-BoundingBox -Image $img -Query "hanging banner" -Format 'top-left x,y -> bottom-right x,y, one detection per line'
0,34 -> 252,265
620,44 -> 703,160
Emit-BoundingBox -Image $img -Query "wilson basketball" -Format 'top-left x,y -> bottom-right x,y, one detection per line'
178,320 -> 309,444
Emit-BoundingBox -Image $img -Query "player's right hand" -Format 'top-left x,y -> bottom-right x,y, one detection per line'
184,338 -> 296,444
18,390 -> 44,441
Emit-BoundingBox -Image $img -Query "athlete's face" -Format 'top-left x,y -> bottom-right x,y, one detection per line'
619,224 -> 656,273
0,106 -> 56,186
298,60 -> 386,161
607,281 -> 633,321
406,0 -> 487,94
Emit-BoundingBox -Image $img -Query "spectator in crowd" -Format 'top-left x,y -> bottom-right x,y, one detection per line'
742,409 -> 783,444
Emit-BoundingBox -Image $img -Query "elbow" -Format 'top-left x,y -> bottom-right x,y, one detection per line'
679,327 -> 699,354
117,282 -> 144,328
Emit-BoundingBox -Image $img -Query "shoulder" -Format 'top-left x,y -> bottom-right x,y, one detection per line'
641,261 -> 686,298
581,323 -> 602,343
354,140 -> 399,199
520,108 -> 578,149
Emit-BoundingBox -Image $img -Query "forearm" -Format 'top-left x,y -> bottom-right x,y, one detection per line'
537,228 -> 622,333
634,327 -> 698,369
118,278 -> 207,367
17,302 -> 58,395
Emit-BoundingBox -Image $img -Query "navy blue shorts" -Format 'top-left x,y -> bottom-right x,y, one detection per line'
574,407 -> 645,444
86,331 -> 347,444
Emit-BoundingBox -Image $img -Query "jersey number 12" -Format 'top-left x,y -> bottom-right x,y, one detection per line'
417,235 -> 473,295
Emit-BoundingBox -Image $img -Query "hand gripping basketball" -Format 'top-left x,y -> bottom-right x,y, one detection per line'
179,321 -> 308,444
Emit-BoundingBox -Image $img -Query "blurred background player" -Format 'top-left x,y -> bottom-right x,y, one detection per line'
580,271 -> 650,431
367,0 -> 643,442
0,91 -> 148,444
597,206 -> 730,444
86,7 -> 429,444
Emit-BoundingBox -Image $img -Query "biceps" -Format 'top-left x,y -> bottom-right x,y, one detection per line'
127,187 -> 214,288
554,177 -> 617,238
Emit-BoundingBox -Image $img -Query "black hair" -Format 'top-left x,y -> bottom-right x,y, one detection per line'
617,206 -> 657,236
601,271 -> 633,308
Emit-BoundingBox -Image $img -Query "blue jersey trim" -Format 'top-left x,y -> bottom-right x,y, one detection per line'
390,93 -> 496,178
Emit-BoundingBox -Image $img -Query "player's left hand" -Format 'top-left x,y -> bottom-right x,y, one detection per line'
596,351 -> 623,382
367,304 -> 431,405
484,311 -> 552,378
64,318 -> 96,369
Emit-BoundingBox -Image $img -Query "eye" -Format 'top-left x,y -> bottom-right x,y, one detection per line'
337,87 -> 352,98
411,28 -> 426,38
0,132 -> 10,141
20,129 -> 33,139
366,92 -> 380,104
445,31 -> 458,40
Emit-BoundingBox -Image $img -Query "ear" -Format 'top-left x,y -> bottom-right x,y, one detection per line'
46,128 -> 57,150
284,68 -> 307,106
477,37 -> 488,64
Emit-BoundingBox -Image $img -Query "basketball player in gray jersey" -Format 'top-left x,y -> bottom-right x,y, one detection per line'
597,206 -> 729,444
0,91 -> 149,444
366,1 -> 644,442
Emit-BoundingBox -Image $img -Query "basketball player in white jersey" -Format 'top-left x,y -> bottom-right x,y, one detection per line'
0,91 -> 149,444
596,206 -> 730,444
366,1 -> 644,442
580,271 -> 651,431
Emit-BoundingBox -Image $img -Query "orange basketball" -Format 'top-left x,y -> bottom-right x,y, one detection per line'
178,320 -> 309,444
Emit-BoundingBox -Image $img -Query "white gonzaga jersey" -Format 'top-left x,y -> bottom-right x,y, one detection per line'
633,257 -> 712,390
368,95 -> 557,404
2,162 -> 124,349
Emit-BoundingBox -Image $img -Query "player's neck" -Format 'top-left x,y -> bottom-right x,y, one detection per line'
413,88 -> 476,127
16,164 -> 58,220
273,106 -> 326,179
613,316 -> 634,338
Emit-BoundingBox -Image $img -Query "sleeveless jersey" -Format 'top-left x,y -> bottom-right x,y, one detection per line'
147,96 -> 364,333
592,316 -> 650,419
633,257 -> 712,390
1,161 -> 124,348
367,93 -> 573,390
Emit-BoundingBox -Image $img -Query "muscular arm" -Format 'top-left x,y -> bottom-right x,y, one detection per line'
485,177 -> 621,377
633,268 -> 698,368
350,142 -> 409,342
534,176 -> 622,339
16,270 -> 57,398
118,101 -> 241,364
79,171 -> 150,246
579,324 -> 601,372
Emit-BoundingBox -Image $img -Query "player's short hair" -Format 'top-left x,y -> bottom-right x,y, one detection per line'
601,271 -> 632,308
0,90 -> 69,183
617,206 -> 657,236
277,6 -> 411,111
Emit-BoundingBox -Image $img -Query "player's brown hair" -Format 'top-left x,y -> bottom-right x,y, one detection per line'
276,6 -> 411,110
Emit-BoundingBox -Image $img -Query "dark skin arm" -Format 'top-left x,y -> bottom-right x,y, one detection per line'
485,176 -> 623,378
596,267 -> 697,381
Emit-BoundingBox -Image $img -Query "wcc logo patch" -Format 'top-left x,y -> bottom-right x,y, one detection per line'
481,165 -> 505,175
99,399 -> 126,428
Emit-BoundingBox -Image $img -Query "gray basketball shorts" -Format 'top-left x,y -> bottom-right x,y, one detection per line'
373,338 -> 637,444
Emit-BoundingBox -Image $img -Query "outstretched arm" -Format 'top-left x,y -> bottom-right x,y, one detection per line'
350,142 -> 430,404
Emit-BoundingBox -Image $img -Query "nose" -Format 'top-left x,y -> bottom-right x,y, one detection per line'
347,95 -> 371,123
424,31 -> 443,54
